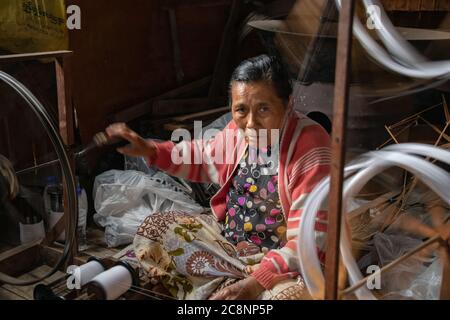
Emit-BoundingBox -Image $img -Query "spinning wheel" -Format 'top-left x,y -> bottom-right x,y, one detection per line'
0,57 -> 78,286
297,143 -> 450,300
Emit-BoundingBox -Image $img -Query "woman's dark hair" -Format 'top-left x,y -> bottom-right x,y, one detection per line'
229,54 -> 292,105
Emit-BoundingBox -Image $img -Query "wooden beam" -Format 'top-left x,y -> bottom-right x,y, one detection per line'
112,76 -> 212,123
171,106 -> 229,122
0,241 -> 42,278
55,56 -> 77,265
0,51 -> 72,64
208,0 -> 242,100
163,0 -> 231,9
55,57 -> 75,147
325,0 -> 355,300
165,7 -> 184,84
439,245 -> 450,300
42,216 -> 66,246
347,190 -> 400,220
39,245 -> 87,268
153,97 -> 227,117
259,0 -> 296,18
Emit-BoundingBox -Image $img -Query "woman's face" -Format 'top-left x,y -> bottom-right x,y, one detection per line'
230,81 -> 289,147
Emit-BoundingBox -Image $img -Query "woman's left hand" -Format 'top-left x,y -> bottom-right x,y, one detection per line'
209,277 -> 265,300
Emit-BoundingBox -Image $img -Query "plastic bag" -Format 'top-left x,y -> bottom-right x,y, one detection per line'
358,232 -> 441,300
124,155 -> 192,194
0,0 -> 69,53
93,170 -> 204,247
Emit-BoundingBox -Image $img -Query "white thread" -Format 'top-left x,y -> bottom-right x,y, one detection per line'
89,264 -> 133,300
77,260 -> 105,287
297,143 -> 450,300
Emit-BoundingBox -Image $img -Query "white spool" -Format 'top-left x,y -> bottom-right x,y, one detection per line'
77,259 -> 105,287
88,263 -> 135,300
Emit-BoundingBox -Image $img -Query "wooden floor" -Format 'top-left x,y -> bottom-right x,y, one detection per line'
0,227 -> 125,300
0,265 -> 66,300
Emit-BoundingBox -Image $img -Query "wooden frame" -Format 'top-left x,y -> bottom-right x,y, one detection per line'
326,1 -> 450,300
0,50 -> 76,281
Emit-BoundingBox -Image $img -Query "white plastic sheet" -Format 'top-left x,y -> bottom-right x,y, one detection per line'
93,170 -> 204,247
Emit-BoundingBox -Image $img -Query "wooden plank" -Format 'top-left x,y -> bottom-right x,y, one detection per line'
347,191 -> 400,220
112,76 -> 212,123
54,56 -> 77,265
0,287 -> 23,300
164,0 -> 231,8
166,8 -> 184,84
325,0 -> 355,300
42,229 -> 120,266
81,228 -> 121,260
153,97 -> 227,117
381,0 -> 450,11
0,51 -> 72,64
40,245 -> 87,268
208,0 -> 242,100
55,57 -> 75,147
172,106 -> 229,122
259,0 -> 296,18
0,241 -> 42,277
439,245 -> 450,300
42,215 -> 66,247
1,265 -> 66,300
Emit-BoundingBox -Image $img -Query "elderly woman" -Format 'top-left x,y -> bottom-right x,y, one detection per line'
106,55 -> 331,300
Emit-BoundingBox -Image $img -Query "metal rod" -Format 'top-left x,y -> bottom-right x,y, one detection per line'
0,50 -> 72,64
325,0 -> 355,300
15,159 -> 61,175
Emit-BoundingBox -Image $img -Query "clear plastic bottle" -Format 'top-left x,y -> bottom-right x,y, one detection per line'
44,176 -> 63,214
77,181 -> 88,251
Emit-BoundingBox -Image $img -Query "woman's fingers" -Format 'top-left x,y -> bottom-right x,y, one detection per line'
104,123 -> 157,158
245,263 -> 261,275
209,288 -> 230,300
105,123 -> 135,142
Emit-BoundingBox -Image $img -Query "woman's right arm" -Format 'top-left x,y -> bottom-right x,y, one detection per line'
105,123 -> 228,184
106,123 -> 157,159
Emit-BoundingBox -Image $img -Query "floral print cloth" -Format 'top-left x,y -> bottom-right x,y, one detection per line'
224,146 -> 286,249
133,211 -> 309,300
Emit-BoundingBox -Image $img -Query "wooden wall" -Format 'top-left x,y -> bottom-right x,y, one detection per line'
66,0 -> 233,146
381,0 -> 450,11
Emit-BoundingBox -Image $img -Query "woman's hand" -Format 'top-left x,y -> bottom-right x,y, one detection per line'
105,123 -> 157,159
209,277 -> 265,300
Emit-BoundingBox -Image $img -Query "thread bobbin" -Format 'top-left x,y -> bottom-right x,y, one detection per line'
87,261 -> 139,300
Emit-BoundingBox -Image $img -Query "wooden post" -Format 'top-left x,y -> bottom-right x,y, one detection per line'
440,244 -> 450,299
208,0 -> 241,101
55,55 -> 77,265
325,0 -> 355,300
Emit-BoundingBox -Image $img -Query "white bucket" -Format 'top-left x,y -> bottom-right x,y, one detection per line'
19,221 -> 45,244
